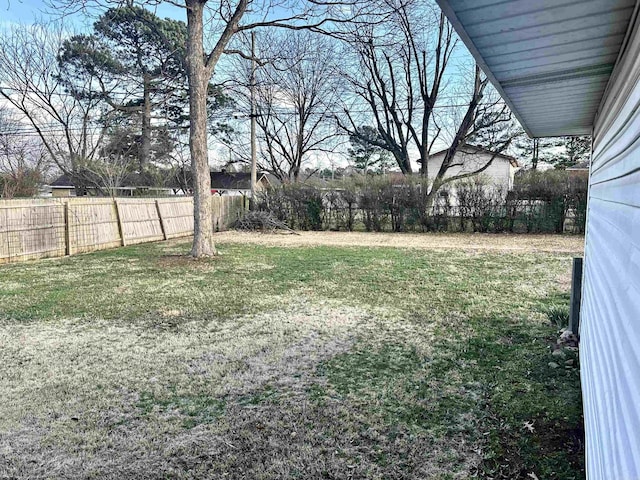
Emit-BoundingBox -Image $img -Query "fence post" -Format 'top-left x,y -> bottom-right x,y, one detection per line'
64,201 -> 71,256
569,257 -> 584,336
155,199 -> 167,240
114,199 -> 126,246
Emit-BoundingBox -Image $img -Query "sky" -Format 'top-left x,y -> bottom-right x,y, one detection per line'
1,0 -> 190,29
1,0 -> 298,28
0,0 -> 506,172
1,0 -> 43,23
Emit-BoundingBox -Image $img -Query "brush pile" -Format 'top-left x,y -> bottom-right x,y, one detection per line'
233,211 -> 298,234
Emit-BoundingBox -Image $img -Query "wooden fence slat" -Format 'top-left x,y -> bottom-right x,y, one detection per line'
114,200 -> 126,247
0,195 -> 246,264
64,202 -> 71,256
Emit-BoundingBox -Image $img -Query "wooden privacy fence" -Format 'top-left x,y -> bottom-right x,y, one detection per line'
0,195 -> 246,264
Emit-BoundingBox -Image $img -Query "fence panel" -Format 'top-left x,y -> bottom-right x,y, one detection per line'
67,199 -> 122,254
211,195 -> 245,232
0,195 -> 246,264
157,198 -> 194,239
116,199 -> 165,245
0,200 -> 66,264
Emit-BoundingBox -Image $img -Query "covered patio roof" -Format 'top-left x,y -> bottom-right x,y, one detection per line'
436,0 -> 638,137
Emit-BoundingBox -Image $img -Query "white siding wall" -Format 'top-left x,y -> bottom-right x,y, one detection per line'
428,150 -> 514,190
427,150 -> 515,207
582,11 -> 640,479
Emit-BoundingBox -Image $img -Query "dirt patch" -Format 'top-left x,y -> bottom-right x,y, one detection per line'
213,231 -> 585,254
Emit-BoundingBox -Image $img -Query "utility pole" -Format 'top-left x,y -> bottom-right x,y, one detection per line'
249,32 -> 258,210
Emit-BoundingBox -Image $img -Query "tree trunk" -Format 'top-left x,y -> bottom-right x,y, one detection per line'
186,0 -> 216,257
141,73 -> 152,171
420,118 -> 429,177
393,150 -> 412,174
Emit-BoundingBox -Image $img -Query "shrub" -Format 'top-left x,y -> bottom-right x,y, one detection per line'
0,168 -> 42,198
456,176 -> 507,233
255,169 -> 587,234
546,305 -> 570,329
510,170 -> 588,234
324,180 -> 359,231
255,184 -> 326,231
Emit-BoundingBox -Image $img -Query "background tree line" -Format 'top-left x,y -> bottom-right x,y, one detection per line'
0,0 -> 591,256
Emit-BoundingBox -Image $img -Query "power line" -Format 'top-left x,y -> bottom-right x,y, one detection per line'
1,91 -> 506,138
1,105 -> 506,137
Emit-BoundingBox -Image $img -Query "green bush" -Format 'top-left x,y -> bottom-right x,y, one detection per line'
510,170 -> 588,234
546,305 -> 570,329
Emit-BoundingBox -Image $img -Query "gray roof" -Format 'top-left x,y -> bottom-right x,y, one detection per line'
431,144 -> 520,167
436,0 -> 637,137
210,172 -> 270,190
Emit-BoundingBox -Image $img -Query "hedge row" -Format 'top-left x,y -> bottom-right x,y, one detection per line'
256,171 -> 588,234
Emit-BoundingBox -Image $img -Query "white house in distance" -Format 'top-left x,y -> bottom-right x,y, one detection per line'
428,144 -> 520,190
435,1 -> 639,478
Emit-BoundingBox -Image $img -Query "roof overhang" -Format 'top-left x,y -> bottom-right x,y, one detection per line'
436,0 -> 638,138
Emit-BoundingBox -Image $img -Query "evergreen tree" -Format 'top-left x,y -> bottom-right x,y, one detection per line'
348,126 -> 395,174
551,136 -> 591,169
58,7 -> 189,170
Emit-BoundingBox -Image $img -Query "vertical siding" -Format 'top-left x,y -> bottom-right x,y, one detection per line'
583,9 -> 640,479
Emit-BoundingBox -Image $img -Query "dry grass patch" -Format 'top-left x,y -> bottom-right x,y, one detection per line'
0,235 -> 584,479
1,300 -> 471,479
213,231 -> 585,254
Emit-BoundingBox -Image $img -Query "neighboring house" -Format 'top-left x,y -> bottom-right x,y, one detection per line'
48,173 -> 179,197
566,160 -> 590,180
209,171 -> 271,197
436,1 -> 640,477
48,170 -> 272,198
534,160 -> 556,172
48,175 -> 80,197
427,144 -> 520,191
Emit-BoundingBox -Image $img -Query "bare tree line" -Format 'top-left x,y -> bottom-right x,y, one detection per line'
0,0 -> 588,256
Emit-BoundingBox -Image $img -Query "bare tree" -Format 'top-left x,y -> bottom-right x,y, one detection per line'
80,127 -> 142,196
225,30 -> 342,183
431,66 -> 514,199
181,0 -> 380,255
338,0 -> 515,207
338,0 -> 454,176
0,22 -> 108,193
0,108 -> 50,198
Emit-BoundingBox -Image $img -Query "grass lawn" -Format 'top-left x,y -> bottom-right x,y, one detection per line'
0,232 -> 585,479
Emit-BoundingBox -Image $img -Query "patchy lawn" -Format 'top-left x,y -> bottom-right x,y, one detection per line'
0,232 -> 585,479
